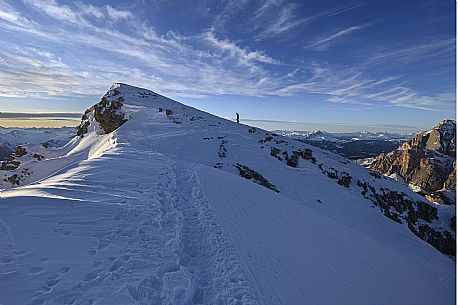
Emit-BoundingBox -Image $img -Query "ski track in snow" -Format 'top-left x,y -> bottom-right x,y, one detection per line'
0,144 -> 257,305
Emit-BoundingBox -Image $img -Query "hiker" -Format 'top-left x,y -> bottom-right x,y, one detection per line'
236,112 -> 240,123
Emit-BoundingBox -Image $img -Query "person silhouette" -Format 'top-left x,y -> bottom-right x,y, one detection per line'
236,112 -> 240,123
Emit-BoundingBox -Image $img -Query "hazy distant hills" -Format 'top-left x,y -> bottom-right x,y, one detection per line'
0,127 -> 74,160
276,130 -> 413,159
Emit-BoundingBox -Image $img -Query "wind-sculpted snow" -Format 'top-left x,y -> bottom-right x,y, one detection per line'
0,83 -> 454,305
0,127 -> 74,161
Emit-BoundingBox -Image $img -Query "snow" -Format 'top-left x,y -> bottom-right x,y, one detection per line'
0,127 -> 74,160
0,83 -> 455,305
354,157 -> 375,166
0,127 -> 74,146
275,129 -> 411,142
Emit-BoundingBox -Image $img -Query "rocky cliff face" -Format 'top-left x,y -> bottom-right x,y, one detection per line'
77,85 -> 130,137
370,120 -> 456,205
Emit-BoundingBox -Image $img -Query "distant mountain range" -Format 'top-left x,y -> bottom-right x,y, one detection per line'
276,130 -> 413,159
0,127 -> 75,161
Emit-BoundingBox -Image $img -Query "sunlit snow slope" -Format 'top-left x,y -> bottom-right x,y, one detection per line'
0,83 -> 455,305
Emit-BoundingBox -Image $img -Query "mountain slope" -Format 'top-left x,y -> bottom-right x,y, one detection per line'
0,83 -> 455,305
0,127 -> 74,161
370,120 -> 456,205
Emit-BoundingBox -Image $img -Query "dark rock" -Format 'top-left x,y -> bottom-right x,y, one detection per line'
259,136 -> 273,143
76,110 -> 91,137
33,154 -> 45,161
77,96 -> 128,137
287,154 -> 300,167
355,179 -> 455,256
0,160 -> 20,170
235,163 -> 278,192
337,175 -> 351,188
270,147 -> 282,161
15,146 -> 27,157
93,97 -> 128,134
409,223 -> 455,256
218,140 -> 228,158
6,174 -> 19,185
444,161 -> 456,191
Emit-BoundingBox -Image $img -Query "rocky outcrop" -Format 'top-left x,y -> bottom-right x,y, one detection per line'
77,93 -> 129,137
412,119 -> 455,156
444,161 -> 456,191
0,159 -> 20,170
356,179 -> 455,256
370,120 -> 456,204
0,145 -> 27,170
15,146 -> 27,157
235,163 -> 278,192
270,147 -> 316,167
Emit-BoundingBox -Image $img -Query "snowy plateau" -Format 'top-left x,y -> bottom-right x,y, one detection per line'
0,83 -> 455,305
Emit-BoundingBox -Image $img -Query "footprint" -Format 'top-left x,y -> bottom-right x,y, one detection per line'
62,231 -> 71,236
84,270 -> 102,281
88,249 -> 96,256
97,242 -> 109,251
30,298 -> 45,305
0,256 -> 13,263
109,260 -> 122,272
29,266 -> 44,274
13,250 -> 27,256
46,274 -> 61,287
36,284 -> 51,295
58,266 -> 70,274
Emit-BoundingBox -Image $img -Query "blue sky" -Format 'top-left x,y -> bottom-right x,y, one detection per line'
0,0 -> 455,132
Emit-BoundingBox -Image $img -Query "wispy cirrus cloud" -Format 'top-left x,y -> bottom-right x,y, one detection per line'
0,0 -> 454,113
307,24 -> 368,51
327,3 -> 363,17
367,38 -> 455,65
254,1 -> 310,40
277,63 -> 454,111
253,2 -> 365,41
0,0 -> 285,99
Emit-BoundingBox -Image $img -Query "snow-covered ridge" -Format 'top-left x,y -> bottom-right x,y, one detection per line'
0,127 -> 74,161
0,83 -> 454,305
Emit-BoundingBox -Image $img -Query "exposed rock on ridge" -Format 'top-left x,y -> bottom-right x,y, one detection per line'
370,120 -> 456,205
77,85 -> 129,137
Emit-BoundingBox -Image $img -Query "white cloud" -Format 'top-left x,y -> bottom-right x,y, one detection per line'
201,31 -> 278,65
308,25 -> 366,50
277,63 -> 454,110
255,2 -> 306,40
24,0 -> 88,25
106,5 -> 133,20
75,2 -> 104,19
0,0 -> 453,112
